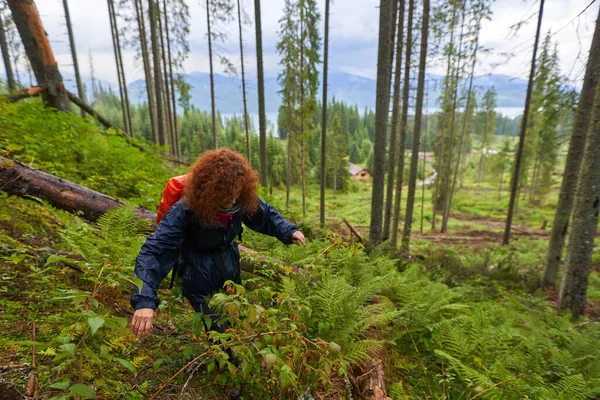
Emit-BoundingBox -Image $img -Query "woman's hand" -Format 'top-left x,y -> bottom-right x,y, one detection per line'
292,231 -> 306,247
130,308 -> 155,340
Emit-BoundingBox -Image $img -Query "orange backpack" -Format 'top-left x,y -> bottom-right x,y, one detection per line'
156,175 -> 187,225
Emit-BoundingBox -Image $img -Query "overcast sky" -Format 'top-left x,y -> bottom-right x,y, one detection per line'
2,0 -> 598,88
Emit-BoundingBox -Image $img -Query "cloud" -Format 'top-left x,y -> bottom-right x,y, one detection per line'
0,0 -> 596,89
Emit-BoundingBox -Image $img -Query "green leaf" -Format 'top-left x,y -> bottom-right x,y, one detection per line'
48,378 -> 70,390
8,340 -> 49,349
59,343 -> 76,356
45,255 -> 80,267
114,357 -> 136,372
68,383 -> 96,399
87,316 -> 105,336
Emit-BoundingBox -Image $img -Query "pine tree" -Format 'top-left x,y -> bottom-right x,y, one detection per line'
476,87 -> 497,185
368,0 -> 394,248
297,0 -> 321,216
543,6 -> 600,288
237,0 -> 251,163
254,0 -> 268,186
319,0 -> 330,228
401,0 -> 430,250
62,0 -> 85,117
432,1 -> 459,230
391,0 -> 412,247
443,0 -> 491,232
384,0 -> 405,241
277,0 -> 299,208
503,0 -> 545,245
108,0 -> 134,136
148,0 -> 167,145
134,0 -> 159,143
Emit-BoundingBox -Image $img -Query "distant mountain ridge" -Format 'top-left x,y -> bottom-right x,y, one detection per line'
126,71 -> 537,115
2,70 -> 566,115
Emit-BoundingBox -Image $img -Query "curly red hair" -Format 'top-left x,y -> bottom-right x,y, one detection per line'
182,148 -> 259,226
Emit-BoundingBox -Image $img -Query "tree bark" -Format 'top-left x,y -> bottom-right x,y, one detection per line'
384,0 -> 405,241
558,83 -> 600,319
255,0 -> 268,186
0,9 -> 16,90
401,0 -> 429,251
503,0 -> 545,245
148,0 -> 166,146
319,0 -> 331,228
3,84 -> 46,102
368,0 -> 394,249
237,0 -> 251,164
135,0 -> 159,143
62,0 -> 85,117
7,0 -> 70,110
542,6 -> 600,288
391,0 -> 412,247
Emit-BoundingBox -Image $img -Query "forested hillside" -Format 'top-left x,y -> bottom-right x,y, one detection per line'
1,0 -> 600,399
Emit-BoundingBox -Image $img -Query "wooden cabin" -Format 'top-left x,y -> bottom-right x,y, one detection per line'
348,163 -> 371,180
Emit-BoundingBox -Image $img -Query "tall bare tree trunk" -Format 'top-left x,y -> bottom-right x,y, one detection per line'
62,0 -> 85,117
445,18 -> 481,232
299,12 -> 306,217
286,98 -> 292,208
401,0 -> 429,251
542,6 -> 600,288
440,5 -> 466,233
432,6 -> 457,231
7,0 -> 70,110
558,83 -> 600,319
135,0 -> 159,143
163,0 -> 180,158
237,0 -> 251,164
319,0 -> 331,228
391,0 -> 412,247
503,0 -> 545,245
206,0 -> 217,148
368,0 -> 394,249
384,0 -> 405,240
108,0 -> 134,136
149,0 -> 166,145
0,10 -> 16,91
254,0 -> 268,186
158,1 -> 174,152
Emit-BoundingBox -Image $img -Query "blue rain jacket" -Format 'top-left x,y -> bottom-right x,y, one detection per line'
130,199 -> 298,311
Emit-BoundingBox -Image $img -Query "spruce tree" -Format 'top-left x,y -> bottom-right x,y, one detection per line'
402,0 -> 430,250
0,8 -> 15,90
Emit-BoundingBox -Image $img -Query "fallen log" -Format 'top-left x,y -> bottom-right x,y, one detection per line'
343,218 -> 364,243
0,156 -> 155,221
0,156 -> 300,276
2,85 -> 47,102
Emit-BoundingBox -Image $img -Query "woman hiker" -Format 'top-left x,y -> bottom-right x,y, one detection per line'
129,147 -> 306,341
